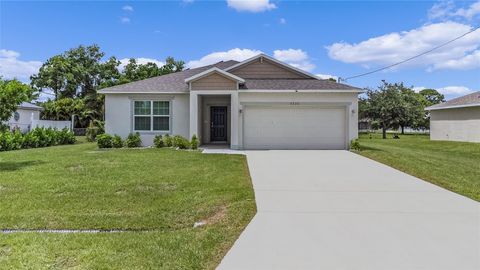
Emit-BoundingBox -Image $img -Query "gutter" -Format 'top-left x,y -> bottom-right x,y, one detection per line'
425,103 -> 480,111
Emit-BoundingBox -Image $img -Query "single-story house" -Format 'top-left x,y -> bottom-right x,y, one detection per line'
99,54 -> 362,149
426,91 -> 480,143
7,102 -> 43,132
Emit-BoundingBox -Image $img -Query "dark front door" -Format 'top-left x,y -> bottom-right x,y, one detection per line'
210,106 -> 227,142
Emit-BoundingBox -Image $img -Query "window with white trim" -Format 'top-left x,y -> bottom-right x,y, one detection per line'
133,100 -> 170,132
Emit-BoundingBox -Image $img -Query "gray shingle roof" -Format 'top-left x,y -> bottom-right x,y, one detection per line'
426,91 -> 480,110
99,60 -> 240,93
99,59 -> 361,93
240,79 -> 359,90
18,102 -> 43,110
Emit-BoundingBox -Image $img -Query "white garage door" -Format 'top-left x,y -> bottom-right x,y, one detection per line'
243,105 -> 347,150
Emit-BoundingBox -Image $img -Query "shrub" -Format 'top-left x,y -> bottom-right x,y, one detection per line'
172,135 -> 190,149
0,123 -> 9,132
97,134 -> 113,148
0,127 -> 75,152
31,127 -> 47,147
190,134 -> 199,150
163,134 -> 172,147
350,139 -> 361,151
22,131 -> 39,148
153,135 -> 164,148
125,132 -> 141,148
45,128 -> 59,146
112,135 -> 123,148
0,132 -> 13,151
58,128 -> 76,145
86,121 -> 99,142
10,130 -> 23,150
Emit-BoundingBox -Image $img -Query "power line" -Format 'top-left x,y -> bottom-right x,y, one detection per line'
338,25 -> 480,82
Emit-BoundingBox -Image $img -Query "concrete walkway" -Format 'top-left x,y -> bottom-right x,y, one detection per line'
217,151 -> 480,270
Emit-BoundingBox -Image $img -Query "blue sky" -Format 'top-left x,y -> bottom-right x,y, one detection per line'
1,0 -> 479,99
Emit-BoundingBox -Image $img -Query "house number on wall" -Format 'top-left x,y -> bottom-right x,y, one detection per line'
289,102 -> 300,106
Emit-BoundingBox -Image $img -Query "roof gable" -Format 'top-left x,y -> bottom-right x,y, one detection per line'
225,54 -> 319,80
184,67 -> 245,83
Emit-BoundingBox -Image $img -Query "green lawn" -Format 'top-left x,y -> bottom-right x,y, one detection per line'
356,133 -> 480,201
0,142 -> 256,269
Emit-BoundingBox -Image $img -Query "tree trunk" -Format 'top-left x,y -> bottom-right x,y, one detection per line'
382,126 -> 387,139
401,125 -> 405,135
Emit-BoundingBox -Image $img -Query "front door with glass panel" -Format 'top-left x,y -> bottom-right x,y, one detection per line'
210,106 -> 227,142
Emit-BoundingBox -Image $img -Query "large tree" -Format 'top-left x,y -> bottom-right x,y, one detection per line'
398,86 -> 424,134
414,88 -> 445,130
122,57 -> 184,82
31,45 -> 122,100
0,78 -> 35,124
160,56 -> 185,75
30,55 -> 75,99
31,44 -> 185,127
419,88 -> 445,105
362,81 -> 405,139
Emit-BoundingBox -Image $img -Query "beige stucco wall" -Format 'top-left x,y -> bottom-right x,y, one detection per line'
237,92 -> 359,148
104,93 -> 190,146
190,73 -> 237,90
230,58 -> 308,79
430,107 -> 480,143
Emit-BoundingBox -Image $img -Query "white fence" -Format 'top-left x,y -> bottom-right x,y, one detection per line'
31,120 -> 71,130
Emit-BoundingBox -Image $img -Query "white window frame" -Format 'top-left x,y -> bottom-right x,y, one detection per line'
133,100 -> 171,133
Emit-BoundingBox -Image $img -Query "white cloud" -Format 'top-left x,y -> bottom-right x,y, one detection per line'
120,17 -> 130,24
273,49 -> 315,71
434,49 -> 480,70
0,49 -> 42,80
453,1 -> 480,20
227,0 -> 276,13
186,48 -> 316,72
428,1 -> 455,20
316,74 -> 338,80
186,48 -> 262,68
326,21 -> 480,71
122,5 -> 134,12
437,86 -> 475,95
279,18 -> 287,24
118,57 -> 165,71
413,85 -> 474,97
413,86 -> 427,93
429,0 -> 480,21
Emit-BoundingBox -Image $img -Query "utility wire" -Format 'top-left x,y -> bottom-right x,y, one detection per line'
339,25 -> 480,82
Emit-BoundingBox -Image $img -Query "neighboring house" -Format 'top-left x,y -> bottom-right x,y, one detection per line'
99,54 -> 362,149
7,102 -> 43,132
7,102 -> 72,133
426,91 -> 480,143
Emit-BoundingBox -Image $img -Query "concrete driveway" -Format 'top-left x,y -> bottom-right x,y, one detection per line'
217,151 -> 480,270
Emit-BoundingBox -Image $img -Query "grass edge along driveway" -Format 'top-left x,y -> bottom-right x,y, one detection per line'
355,133 -> 480,202
0,142 -> 256,269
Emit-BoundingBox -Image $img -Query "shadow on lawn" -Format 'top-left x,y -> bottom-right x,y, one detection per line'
0,160 -> 45,171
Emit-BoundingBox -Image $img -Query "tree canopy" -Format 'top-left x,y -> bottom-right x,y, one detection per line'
31,44 -> 185,128
418,88 -> 445,106
0,78 -> 35,124
360,81 -> 443,138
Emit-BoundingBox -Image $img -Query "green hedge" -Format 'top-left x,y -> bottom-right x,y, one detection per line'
0,127 -> 76,152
